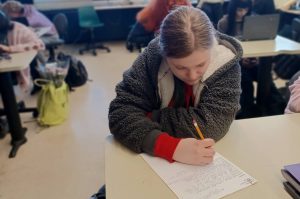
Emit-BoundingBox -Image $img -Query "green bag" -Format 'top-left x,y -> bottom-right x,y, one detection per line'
36,80 -> 69,126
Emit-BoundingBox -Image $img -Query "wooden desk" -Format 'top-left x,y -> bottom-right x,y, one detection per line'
241,36 -> 300,58
0,51 -> 36,72
240,36 -> 300,115
0,51 -> 37,158
279,0 -> 300,15
105,113 -> 300,199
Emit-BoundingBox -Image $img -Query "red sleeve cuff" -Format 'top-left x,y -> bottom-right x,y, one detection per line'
153,133 -> 181,163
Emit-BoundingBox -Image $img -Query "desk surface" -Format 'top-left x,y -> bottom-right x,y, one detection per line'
0,51 -> 37,73
279,0 -> 300,15
241,36 -> 300,58
33,27 -> 52,37
106,113 -> 300,199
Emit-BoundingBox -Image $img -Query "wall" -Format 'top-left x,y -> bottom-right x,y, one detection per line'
42,7 -> 142,43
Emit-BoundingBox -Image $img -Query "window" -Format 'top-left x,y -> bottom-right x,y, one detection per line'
34,0 -> 195,10
34,0 -> 148,10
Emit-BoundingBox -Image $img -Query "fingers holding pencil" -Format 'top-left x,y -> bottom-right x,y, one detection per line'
173,138 -> 215,165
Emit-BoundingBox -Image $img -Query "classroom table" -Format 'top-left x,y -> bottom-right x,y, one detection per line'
240,36 -> 300,115
0,51 -> 37,158
32,27 -> 52,37
279,0 -> 300,15
105,113 -> 300,199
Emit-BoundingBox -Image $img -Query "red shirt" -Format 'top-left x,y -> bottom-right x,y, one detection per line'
152,84 -> 195,162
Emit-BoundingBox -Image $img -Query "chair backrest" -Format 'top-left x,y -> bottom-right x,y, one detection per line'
53,13 -> 69,41
289,71 -> 300,86
292,17 -> 300,42
78,6 -> 102,27
14,17 -> 29,26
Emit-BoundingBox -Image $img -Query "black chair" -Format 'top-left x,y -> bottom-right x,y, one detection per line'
289,70 -> 300,86
273,18 -> 300,103
291,17 -> 300,41
200,2 -> 223,28
44,13 -> 68,61
78,6 -> 110,56
14,17 -> 29,26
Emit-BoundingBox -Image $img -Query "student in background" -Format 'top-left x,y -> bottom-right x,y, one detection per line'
218,0 -> 283,118
126,0 -> 191,51
109,6 -> 242,165
0,10 -> 44,138
285,71 -> 300,113
218,0 -> 257,118
0,10 -> 44,96
218,0 -> 252,37
1,0 -> 58,43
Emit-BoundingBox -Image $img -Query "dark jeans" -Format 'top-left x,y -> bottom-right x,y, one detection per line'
237,63 -> 286,119
236,64 -> 259,118
201,3 -> 223,28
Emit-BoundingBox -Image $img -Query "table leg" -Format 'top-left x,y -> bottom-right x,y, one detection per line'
0,72 -> 27,158
256,57 -> 273,116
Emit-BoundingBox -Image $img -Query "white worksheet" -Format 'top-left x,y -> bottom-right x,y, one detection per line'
141,152 -> 257,199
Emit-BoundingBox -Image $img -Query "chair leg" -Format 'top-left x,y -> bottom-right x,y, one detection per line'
79,29 -> 93,55
96,44 -> 111,53
48,47 -> 56,62
17,101 -> 39,118
79,28 -> 110,55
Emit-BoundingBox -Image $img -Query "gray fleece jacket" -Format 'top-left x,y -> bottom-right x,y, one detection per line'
109,32 -> 243,155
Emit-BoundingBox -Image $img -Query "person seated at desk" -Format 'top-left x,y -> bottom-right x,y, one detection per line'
109,6 -> 242,165
285,71 -> 300,113
0,10 -> 44,97
218,0 -> 284,118
218,0 -> 252,37
126,0 -> 191,51
1,0 -> 58,43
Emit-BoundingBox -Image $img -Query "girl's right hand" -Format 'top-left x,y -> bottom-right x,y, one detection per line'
172,138 -> 215,165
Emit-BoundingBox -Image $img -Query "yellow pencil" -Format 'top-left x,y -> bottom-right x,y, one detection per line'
192,119 -> 205,140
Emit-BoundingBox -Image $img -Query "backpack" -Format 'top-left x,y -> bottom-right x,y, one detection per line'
57,52 -> 88,89
274,55 -> 300,80
36,80 -> 69,126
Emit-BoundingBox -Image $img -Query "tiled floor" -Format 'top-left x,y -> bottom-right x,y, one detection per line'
0,41 -> 288,199
0,42 -> 139,199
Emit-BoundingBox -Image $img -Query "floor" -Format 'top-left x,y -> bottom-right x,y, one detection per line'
0,42 -> 288,199
0,42 -> 139,199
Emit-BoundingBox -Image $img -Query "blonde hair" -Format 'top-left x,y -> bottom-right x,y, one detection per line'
159,6 -> 216,58
2,1 -> 23,15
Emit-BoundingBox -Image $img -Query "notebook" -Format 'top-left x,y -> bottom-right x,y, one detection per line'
283,181 -> 300,199
241,14 -> 280,41
282,169 -> 300,193
285,163 -> 300,183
